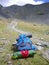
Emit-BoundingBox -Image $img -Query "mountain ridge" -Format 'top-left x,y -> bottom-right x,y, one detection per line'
0,2 -> 49,24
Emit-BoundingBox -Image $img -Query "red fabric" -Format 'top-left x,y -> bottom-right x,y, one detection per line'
21,50 -> 29,58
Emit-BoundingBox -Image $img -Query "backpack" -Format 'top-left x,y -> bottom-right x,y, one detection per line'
16,34 -> 32,51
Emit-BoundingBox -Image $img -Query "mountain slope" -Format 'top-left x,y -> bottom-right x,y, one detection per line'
0,3 -> 49,24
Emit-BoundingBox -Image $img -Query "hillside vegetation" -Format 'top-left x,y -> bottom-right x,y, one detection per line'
17,21 -> 49,42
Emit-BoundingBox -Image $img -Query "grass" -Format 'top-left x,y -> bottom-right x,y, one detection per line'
0,19 -> 49,65
0,19 -> 19,65
17,21 -> 49,42
12,52 -> 49,65
0,19 -> 19,41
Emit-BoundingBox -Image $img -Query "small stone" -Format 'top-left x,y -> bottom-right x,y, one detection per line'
0,48 -> 4,53
7,61 -> 12,65
40,38 -> 44,40
36,42 -> 42,46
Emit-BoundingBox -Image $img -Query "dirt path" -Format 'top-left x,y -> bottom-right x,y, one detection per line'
8,20 -> 30,34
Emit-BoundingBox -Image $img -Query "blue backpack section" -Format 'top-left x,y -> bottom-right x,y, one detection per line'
16,34 -> 37,51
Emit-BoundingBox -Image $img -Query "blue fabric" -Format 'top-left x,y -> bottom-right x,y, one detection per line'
32,44 -> 37,50
16,34 -> 37,51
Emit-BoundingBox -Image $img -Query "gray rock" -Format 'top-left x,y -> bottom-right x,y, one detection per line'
0,48 -> 4,53
7,61 -> 13,65
42,49 -> 49,60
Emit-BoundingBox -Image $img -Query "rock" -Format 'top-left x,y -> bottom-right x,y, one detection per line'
42,42 -> 49,47
12,41 -> 16,46
40,38 -> 44,40
0,48 -> 4,53
42,49 -> 49,60
0,38 -> 10,44
4,54 -> 13,65
36,42 -> 42,46
36,46 -> 44,50
36,39 -> 49,47
7,61 -> 13,65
